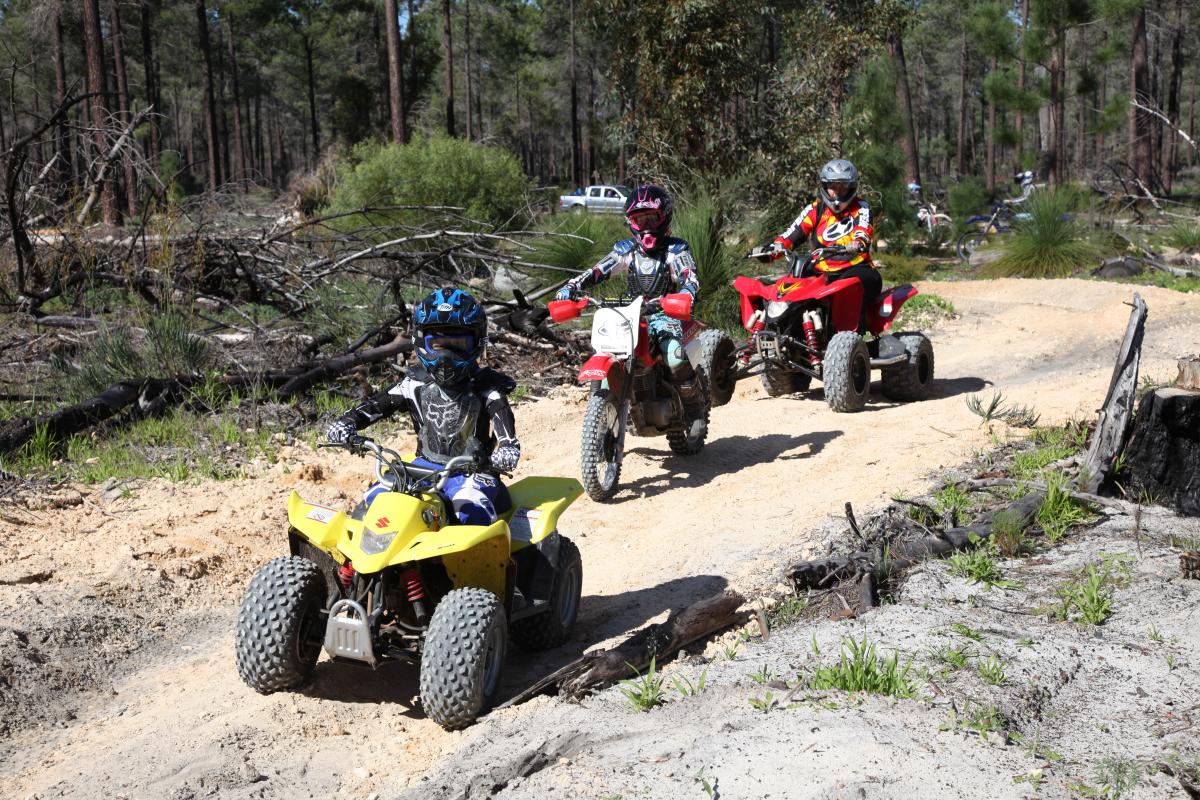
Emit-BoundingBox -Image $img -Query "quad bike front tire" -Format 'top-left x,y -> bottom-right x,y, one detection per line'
696,329 -> 737,407
823,331 -> 871,412
235,556 -> 326,693
881,333 -> 935,401
761,365 -> 812,397
509,535 -> 582,651
580,388 -> 622,501
420,587 -> 507,730
667,370 -> 711,455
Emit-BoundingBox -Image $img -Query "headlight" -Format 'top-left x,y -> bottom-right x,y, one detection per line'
359,530 -> 398,555
765,300 -> 790,320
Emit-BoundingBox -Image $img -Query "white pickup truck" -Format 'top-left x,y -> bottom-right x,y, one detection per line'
559,184 -> 631,214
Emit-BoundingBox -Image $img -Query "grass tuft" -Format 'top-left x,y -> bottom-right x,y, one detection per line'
983,188 -> 1104,278
807,635 -> 914,698
1167,220 -> 1200,253
619,656 -> 667,712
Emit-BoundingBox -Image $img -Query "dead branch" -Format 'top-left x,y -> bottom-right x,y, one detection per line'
502,589 -> 748,706
75,107 -> 151,224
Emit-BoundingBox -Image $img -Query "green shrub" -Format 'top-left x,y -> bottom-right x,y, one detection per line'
1167,220 -> 1200,253
983,188 -> 1103,278
672,194 -> 740,329
945,177 -> 990,224
328,135 -> 531,228
894,293 -> 957,329
876,254 -> 930,284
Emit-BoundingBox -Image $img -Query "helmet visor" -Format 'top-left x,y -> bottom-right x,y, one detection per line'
823,181 -> 853,201
627,208 -> 666,233
418,333 -> 476,357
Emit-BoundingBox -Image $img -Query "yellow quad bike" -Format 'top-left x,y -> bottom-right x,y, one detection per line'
233,439 -> 583,730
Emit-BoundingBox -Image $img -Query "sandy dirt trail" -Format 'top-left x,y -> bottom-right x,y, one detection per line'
1,279 -> 1197,799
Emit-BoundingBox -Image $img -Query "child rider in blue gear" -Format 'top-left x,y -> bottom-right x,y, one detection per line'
324,288 -> 519,526
555,184 -> 703,402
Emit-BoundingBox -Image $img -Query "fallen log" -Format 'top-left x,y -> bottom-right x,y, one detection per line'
0,379 -> 173,456
501,589 -> 748,706
275,333 -> 413,400
787,493 -> 1045,593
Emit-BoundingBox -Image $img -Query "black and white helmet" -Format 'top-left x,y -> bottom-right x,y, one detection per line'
819,159 -> 859,213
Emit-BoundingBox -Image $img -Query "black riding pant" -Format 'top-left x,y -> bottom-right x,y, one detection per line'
825,265 -> 882,333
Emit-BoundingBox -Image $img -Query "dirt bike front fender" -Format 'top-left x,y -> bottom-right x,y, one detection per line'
578,354 -> 627,399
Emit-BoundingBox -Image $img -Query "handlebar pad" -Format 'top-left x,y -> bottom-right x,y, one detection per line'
548,298 -> 587,322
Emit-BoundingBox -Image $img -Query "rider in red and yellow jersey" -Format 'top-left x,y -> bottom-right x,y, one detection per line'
766,159 -> 881,331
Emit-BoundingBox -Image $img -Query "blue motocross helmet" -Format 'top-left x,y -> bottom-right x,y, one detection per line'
412,288 -> 487,386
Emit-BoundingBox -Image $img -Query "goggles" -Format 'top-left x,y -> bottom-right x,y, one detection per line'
823,181 -> 853,198
418,333 -> 476,356
627,209 -> 666,232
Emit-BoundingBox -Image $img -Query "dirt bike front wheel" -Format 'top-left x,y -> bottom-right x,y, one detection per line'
580,388 -> 623,501
956,230 -> 993,263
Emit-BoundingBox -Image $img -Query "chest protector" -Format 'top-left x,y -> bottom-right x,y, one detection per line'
626,249 -> 673,298
414,382 -> 483,464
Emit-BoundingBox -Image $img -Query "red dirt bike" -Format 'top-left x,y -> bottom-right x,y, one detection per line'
548,293 -> 735,501
734,246 -> 934,412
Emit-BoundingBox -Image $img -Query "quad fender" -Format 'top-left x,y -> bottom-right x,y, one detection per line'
401,519 -> 510,599
339,491 -> 445,574
502,476 -> 584,551
286,491 -> 349,563
808,277 -> 864,334
733,275 -> 773,329
867,284 -> 918,335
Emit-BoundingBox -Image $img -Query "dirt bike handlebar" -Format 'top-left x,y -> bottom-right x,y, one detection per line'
547,292 -> 692,322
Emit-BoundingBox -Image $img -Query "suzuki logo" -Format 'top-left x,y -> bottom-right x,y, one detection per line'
374,516 -> 390,529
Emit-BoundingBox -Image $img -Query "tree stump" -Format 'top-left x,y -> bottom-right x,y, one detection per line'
1178,357 -> 1200,391
1122,387 -> 1200,516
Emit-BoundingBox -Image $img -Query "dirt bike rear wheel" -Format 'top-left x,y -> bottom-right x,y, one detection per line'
234,556 -> 326,693
580,388 -> 622,501
667,371 -> 711,455
881,333 -> 935,401
761,365 -> 811,397
823,332 -> 870,412
420,587 -> 507,730
696,329 -> 737,407
509,535 -> 582,651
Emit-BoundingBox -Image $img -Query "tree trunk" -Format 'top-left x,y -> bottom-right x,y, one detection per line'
384,0 -> 407,143
986,55 -> 997,193
889,34 -> 921,186
139,1 -> 160,169
442,0 -> 455,137
226,13 -> 247,188
1015,0 -> 1028,169
464,0 -> 474,140
569,0 -> 581,186
407,0 -> 417,120
52,8 -> 73,195
1047,28 -> 1066,185
303,34 -> 320,163
1160,0 -> 1183,194
83,0 -> 120,225
956,33 -> 967,177
107,0 -> 138,217
194,0 -> 221,190
1130,6 -> 1152,188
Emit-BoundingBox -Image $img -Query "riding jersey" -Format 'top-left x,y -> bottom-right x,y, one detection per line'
774,199 -> 874,273
326,365 -> 520,472
562,237 -> 700,301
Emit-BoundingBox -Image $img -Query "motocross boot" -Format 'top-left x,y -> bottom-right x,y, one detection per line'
671,361 -> 706,419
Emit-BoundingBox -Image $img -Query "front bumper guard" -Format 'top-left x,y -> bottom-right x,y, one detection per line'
323,598 -> 377,667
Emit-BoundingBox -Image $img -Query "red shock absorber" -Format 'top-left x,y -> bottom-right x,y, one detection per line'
337,562 -> 355,590
802,318 -> 821,366
402,567 -> 428,622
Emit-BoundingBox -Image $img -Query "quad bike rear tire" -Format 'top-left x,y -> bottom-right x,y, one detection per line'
761,365 -> 812,397
696,329 -> 737,407
509,535 -> 582,651
235,556 -> 326,693
667,370 -> 711,455
823,331 -> 871,412
881,333 -> 935,401
580,388 -> 622,501
420,587 -> 507,730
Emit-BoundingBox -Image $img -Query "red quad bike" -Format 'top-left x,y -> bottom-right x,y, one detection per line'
734,246 -> 934,411
548,293 -> 736,502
